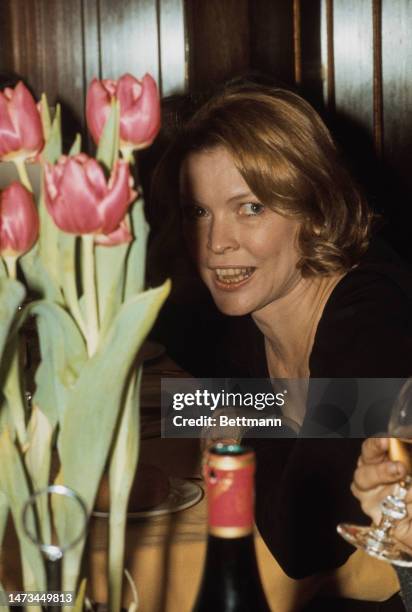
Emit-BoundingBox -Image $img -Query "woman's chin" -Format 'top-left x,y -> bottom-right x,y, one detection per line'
212,298 -> 254,317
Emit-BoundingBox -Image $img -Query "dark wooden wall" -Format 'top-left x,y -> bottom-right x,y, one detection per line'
1,0 -> 411,254
0,0 -> 186,135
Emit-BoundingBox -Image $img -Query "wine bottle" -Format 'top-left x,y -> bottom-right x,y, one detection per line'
192,443 -> 271,612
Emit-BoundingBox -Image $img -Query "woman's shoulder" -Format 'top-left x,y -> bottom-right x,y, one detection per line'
311,237 -> 412,377
330,235 -> 412,307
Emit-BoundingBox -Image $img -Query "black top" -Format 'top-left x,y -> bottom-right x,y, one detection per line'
247,238 -> 412,579
396,568 -> 412,610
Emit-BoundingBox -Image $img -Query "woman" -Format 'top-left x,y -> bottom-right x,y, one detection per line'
152,83 -> 412,609
352,438 -> 412,610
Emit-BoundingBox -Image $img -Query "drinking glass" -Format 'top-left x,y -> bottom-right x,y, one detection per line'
337,379 -> 412,566
22,484 -> 88,611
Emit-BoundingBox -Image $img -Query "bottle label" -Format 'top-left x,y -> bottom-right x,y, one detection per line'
205,450 -> 254,538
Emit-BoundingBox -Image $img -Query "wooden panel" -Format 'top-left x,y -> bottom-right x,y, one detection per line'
382,0 -> 412,184
7,0 -> 85,135
300,0 -> 323,108
372,0 -> 383,156
332,0 -> 374,134
159,0 -> 187,95
98,0 -> 159,85
380,0 -> 412,254
82,0 -> 101,86
249,0 -> 294,87
185,0 -> 249,92
0,2 -> 14,73
320,0 -> 334,109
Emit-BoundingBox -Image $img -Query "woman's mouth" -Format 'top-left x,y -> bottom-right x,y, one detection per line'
213,267 -> 256,289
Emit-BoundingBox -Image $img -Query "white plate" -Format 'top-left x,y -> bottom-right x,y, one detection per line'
92,477 -> 203,519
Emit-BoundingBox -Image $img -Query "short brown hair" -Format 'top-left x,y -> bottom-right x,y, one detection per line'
173,84 -> 372,276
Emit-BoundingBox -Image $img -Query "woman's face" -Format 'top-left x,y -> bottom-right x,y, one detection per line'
179,147 -> 302,316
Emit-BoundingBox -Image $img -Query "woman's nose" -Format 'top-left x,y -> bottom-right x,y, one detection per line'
206,218 -> 239,254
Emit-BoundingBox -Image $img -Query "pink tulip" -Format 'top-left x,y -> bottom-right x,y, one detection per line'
44,154 -> 136,243
0,182 -> 39,256
0,82 -> 44,161
86,73 -> 160,151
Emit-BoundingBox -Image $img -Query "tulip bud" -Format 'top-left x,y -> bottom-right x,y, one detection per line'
44,154 -> 136,243
0,182 -> 39,257
0,82 -> 44,161
86,73 -> 160,153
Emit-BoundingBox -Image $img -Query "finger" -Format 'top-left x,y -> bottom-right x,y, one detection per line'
353,461 -> 406,491
394,519 -> 412,551
360,437 -> 389,465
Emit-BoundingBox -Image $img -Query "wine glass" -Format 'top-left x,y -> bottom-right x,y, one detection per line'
22,484 -> 88,611
337,378 -> 412,566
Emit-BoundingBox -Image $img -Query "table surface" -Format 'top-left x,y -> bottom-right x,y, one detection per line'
0,353 -> 400,611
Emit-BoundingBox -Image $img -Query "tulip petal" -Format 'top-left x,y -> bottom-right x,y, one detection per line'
116,74 -> 142,113
94,220 -> 132,246
119,74 -> 160,148
0,182 -> 39,256
83,158 -> 108,200
99,161 -> 135,234
86,79 -> 112,145
7,82 -> 44,155
45,158 -> 101,234
0,93 -> 21,157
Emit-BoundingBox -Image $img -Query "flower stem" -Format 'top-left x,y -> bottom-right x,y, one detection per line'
120,145 -> 135,165
82,234 -> 99,357
4,255 -> 17,279
13,158 -> 33,192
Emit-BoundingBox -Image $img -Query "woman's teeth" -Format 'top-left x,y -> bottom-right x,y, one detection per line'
215,267 -> 254,284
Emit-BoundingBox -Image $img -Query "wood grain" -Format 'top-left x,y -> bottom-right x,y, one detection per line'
159,0 -> 187,95
6,0 -> 85,137
372,0 -> 383,157
98,0 -> 159,83
249,0 -> 294,87
332,0 -> 374,135
382,0 -> 412,185
185,0 -> 250,92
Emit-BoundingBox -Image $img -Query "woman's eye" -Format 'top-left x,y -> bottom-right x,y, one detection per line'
240,202 -> 265,216
182,205 -> 208,221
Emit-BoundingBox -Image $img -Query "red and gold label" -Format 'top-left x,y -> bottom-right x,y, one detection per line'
204,448 -> 255,538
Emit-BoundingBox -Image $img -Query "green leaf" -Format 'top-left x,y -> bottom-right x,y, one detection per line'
42,104 -> 62,164
30,302 -> 88,428
68,133 -> 82,156
2,344 -> 27,448
0,278 -> 25,358
96,99 -> 120,172
25,407 -> 53,545
124,197 -> 149,298
73,578 -> 87,612
0,490 -> 8,551
0,429 -> 46,593
39,93 -> 51,142
108,368 -> 142,611
20,243 -> 63,303
95,241 -> 129,338
0,279 -> 27,445
0,491 -> 10,611
37,165 -> 62,293
55,279 -> 170,592
58,233 -> 87,338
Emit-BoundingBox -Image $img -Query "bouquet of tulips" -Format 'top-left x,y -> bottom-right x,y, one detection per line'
0,74 -> 169,610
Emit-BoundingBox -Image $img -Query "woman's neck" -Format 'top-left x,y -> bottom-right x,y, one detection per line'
252,273 -> 344,379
